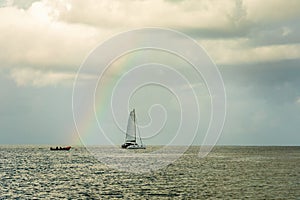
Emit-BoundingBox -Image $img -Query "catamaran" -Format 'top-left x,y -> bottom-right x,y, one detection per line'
121,109 -> 146,149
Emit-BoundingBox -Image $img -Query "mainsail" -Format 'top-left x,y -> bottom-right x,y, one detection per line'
125,109 -> 136,143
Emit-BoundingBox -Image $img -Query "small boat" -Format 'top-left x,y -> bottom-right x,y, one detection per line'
50,146 -> 71,151
121,109 -> 146,149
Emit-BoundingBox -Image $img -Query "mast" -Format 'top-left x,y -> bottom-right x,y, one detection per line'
133,109 -> 136,142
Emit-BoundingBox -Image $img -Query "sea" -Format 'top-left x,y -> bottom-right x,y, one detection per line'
0,146 -> 299,199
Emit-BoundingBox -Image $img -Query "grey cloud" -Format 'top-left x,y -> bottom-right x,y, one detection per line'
218,59 -> 300,145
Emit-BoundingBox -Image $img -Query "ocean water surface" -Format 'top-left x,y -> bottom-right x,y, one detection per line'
0,146 -> 299,199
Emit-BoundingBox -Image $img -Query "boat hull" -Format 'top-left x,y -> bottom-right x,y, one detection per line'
127,145 -> 146,149
121,142 -> 135,149
50,146 -> 71,151
121,143 -> 146,149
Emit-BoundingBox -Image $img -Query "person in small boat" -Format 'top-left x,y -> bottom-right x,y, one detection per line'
56,147 -> 58,150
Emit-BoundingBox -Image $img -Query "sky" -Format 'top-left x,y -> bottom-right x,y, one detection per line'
0,0 -> 300,145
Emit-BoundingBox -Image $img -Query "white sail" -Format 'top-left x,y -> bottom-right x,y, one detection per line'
125,110 -> 136,143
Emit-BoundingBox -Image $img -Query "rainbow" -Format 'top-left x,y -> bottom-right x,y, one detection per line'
70,51 -> 139,146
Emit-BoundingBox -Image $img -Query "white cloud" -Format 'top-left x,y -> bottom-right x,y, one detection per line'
58,0 -> 239,30
243,0 -> 300,23
10,68 -> 98,87
10,68 -> 75,87
56,0 -> 300,32
1,0 -> 300,87
0,3 -> 103,70
201,39 -> 300,65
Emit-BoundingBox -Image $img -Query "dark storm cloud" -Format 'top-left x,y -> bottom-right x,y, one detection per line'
221,59 -> 300,103
218,59 -> 300,145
